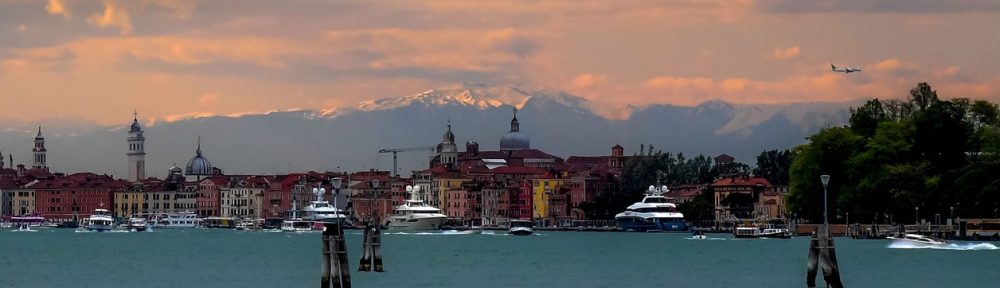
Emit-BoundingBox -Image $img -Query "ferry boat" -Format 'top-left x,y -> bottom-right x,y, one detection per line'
86,209 -> 114,232
887,233 -> 948,247
303,188 -> 349,229
733,225 -> 792,239
614,185 -> 686,232
235,219 -> 259,231
155,211 -> 200,228
280,219 -> 313,232
508,219 -> 534,236
386,185 -> 447,230
7,215 -> 45,228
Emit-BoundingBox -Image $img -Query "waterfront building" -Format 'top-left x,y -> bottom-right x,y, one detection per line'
349,179 -> 394,224
32,127 -> 47,170
665,184 -> 707,204
220,176 -> 268,219
11,187 -> 35,216
126,113 -> 147,182
33,173 -> 123,222
757,185 -> 789,221
711,175 -> 772,226
532,172 -> 569,220
196,177 -> 227,217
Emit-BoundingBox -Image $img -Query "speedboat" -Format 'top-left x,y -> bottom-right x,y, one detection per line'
690,230 -> 707,239
155,211 -> 199,228
887,233 -> 948,247
126,217 -> 148,232
759,227 -> 793,239
386,186 -> 447,230
508,219 -> 534,236
86,209 -> 114,232
12,223 -> 37,232
615,185 -> 686,232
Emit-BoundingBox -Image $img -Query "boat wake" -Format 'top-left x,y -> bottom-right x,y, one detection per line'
888,242 -> 999,251
388,230 -> 479,236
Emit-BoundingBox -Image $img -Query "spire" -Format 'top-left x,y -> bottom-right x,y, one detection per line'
36,126 -> 42,138
196,136 -> 202,156
510,107 -> 520,132
133,109 -> 138,122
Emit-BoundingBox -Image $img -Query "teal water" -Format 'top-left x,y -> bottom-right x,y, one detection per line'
1,229 -> 998,288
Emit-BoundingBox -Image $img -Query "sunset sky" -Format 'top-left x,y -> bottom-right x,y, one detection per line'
2,0 -> 999,125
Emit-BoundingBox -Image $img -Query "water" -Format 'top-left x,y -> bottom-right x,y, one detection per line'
2,229 -> 999,288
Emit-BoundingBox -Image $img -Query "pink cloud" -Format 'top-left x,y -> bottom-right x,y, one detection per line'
771,45 -> 801,60
45,0 -> 71,19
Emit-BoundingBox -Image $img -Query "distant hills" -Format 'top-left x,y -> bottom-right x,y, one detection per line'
0,83 -> 855,178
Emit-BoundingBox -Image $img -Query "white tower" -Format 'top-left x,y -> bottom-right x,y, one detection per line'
32,126 -> 46,169
437,122 -> 458,167
127,112 -> 146,182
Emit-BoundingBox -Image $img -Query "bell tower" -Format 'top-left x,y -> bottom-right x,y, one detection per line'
32,126 -> 47,169
127,111 -> 146,182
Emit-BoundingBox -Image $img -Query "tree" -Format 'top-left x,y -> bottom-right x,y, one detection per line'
850,99 -> 887,138
753,149 -> 792,185
909,82 -> 939,112
787,127 -> 865,222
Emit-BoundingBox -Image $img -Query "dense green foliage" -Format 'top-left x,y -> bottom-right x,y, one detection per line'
788,83 -> 1000,223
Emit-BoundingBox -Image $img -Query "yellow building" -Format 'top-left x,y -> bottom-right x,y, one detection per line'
11,188 -> 35,216
435,177 -> 466,215
532,176 -> 567,219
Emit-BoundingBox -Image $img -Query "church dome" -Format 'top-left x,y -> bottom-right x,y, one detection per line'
130,120 -> 142,133
185,139 -> 214,176
500,131 -> 530,151
499,108 -> 530,151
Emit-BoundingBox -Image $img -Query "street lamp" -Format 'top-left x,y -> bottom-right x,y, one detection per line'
914,206 -> 919,225
820,175 -> 830,225
331,177 -> 342,216
950,206 -> 954,221
370,179 -> 381,224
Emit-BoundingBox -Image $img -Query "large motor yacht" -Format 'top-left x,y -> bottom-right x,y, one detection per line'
86,208 -> 114,232
386,185 -> 447,230
615,185 -> 686,232
302,187 -> 349,229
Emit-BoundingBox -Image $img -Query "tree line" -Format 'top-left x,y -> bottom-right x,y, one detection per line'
787,82 -> 1000,224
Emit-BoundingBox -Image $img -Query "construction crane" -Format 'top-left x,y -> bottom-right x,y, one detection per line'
378,146 -> 434,177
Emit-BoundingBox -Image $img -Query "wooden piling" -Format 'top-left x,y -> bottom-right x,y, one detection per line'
322,222 -> 351,288
358,216 -> 385,272
807,225 -> 844,288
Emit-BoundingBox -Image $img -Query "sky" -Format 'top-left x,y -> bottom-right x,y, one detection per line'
1,0 -> 999,125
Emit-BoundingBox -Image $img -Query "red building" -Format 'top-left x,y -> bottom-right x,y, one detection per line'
197,177 -> 227,217
31,173 -> 123,222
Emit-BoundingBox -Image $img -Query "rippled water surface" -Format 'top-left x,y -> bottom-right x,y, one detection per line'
2,229 -> 998,288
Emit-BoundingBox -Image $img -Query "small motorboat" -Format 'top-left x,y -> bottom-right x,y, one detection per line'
690,230 -> 707,239
759,227 -> 793,239
12,223 -> 38,232
887,233 -> 948,247
508,220 -> 534,236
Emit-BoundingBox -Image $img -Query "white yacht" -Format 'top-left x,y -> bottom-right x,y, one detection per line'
387,185 -> 447,230
508,219 -> 534,236
614,185 -> 686,232
86,209 -> 114,232
302,187 -> 349,228
155,211 -> 200,228
887,233 -> 948,247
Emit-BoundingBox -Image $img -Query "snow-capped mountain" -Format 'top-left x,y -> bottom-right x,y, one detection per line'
0,84 -> 852,177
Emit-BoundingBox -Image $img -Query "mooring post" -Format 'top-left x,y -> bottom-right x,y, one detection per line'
323,222 -> 351,288
807,225 -> 844,288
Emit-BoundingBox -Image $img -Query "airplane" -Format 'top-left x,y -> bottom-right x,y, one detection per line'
831,64 -> 862,73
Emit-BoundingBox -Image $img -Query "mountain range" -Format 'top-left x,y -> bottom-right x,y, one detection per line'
0,83 -> 856,178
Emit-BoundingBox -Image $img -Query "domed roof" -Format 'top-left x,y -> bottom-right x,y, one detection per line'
499,108 -> 529,151
129,112 -> 142,133
185,138 -> 214,176
500,131 -> 530,151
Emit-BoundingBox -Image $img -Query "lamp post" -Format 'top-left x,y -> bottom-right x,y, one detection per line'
914,206 -> 919,225
950,206 -> 954,221
370,179 -> 381,224
820,175 -> 830,225
331,177 -> 342,218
